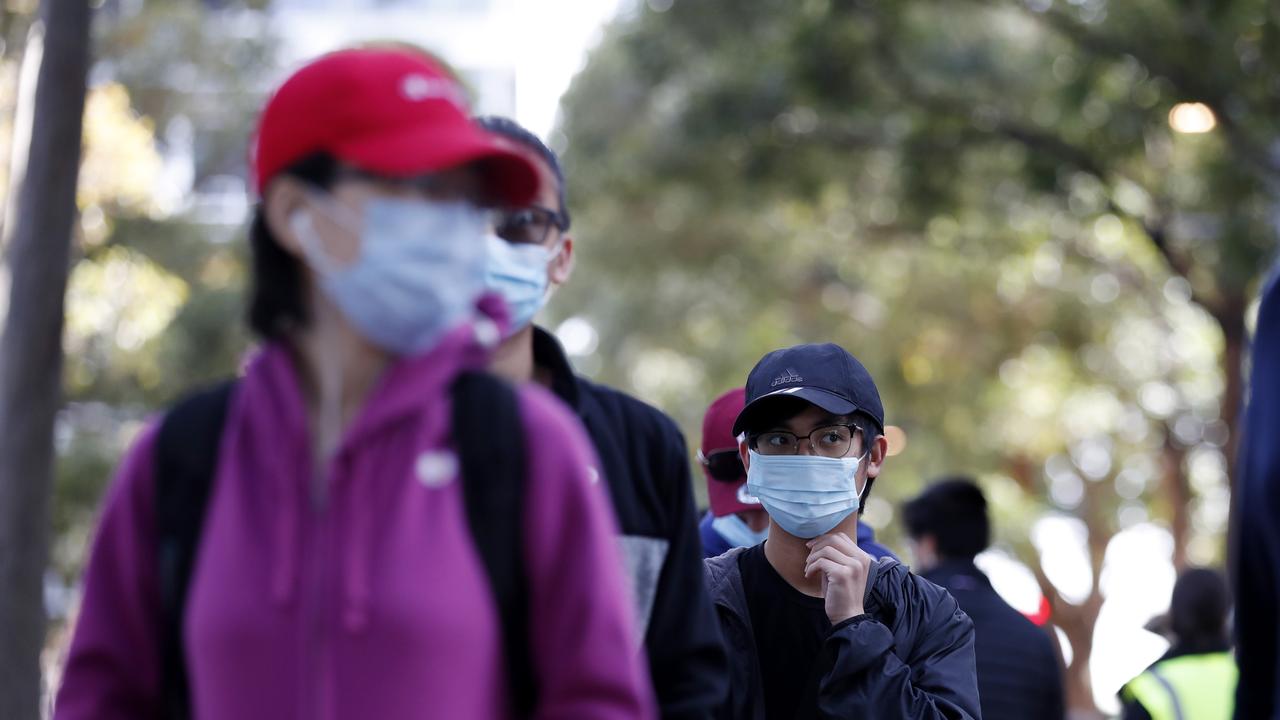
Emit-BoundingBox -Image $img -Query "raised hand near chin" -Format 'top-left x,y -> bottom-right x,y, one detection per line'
804,531 -> 872,624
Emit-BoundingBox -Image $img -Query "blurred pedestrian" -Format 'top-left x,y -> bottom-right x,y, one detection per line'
903,477 -> 1064,720
697,388 -> 770,558
705,343 -> 980,719
476,115 -> 727,720
1121,568 -> 1236,720
697,387 -> 897,560
54,47 -> 653,720
1234,268 -> 1280,719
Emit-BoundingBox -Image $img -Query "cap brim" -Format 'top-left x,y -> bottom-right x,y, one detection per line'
732,386 -> 858,436
335,124 -> 540,207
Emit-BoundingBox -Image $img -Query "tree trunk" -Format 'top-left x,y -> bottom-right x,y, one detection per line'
1034,563 -> 1106,720
0,1 -> 91,718
1057,590 -> 1105,720
1220,292 -> 1247,573
1161,429 -> 1191,572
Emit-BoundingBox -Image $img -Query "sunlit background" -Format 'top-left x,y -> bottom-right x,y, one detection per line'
18,0 -> 1271,717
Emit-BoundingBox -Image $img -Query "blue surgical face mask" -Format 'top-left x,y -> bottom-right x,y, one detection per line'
745,450 -> 867,539
711,513 -> 769,549
483,233 -> 554,335
291,195 -> 486,356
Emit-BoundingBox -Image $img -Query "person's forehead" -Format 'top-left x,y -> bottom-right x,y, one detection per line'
525,154 -> 561,206
769,404 -> 841,431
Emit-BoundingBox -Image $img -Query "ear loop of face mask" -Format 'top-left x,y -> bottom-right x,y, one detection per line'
852,427 -> 877,513
542,236 -> 567,298
286,195 -> 364,498
290,192 -> 364,277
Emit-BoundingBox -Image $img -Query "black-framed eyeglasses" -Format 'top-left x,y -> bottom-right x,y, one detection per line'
698,448 -> 745,482
749,423 -> 864,458
494,205 -> 569,246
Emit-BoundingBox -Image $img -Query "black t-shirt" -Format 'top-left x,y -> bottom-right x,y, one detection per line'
738,542 -> 832,719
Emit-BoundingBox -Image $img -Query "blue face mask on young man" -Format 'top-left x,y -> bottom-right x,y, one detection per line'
483,233 -> 557,335
744,450 -> 867,539
291,194 -> 487,356
711,512 -> 770,548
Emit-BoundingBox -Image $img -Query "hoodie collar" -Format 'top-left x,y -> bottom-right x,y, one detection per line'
236,308 -> 500,625
532,325 -> 582,413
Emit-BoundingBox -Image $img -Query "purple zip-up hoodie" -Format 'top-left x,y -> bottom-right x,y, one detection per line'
55,319 -> 655,720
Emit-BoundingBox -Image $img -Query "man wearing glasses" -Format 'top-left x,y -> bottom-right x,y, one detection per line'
705,343 -> 980,719
475,116 -> 728,720
697,387 -> 898,560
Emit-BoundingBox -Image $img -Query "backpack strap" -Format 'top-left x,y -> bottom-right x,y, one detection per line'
155,380 -> 237,720
451,370 -> 535,717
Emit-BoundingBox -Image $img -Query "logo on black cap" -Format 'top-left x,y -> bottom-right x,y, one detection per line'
771,368 -> 803,387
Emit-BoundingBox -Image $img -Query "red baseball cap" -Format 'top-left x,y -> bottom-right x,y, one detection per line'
250,47 -> 539,205
701,387 -> 763,517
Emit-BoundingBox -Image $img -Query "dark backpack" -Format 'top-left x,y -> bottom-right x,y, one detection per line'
154,371 -> 535,719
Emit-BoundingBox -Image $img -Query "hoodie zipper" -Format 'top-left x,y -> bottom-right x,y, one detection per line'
301,452 -> 336,720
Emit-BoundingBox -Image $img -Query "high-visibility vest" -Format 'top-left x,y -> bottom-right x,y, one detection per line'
1121,651 -> 1238,720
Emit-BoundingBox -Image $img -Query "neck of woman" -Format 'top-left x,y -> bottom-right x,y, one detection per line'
292,297 -> 389,464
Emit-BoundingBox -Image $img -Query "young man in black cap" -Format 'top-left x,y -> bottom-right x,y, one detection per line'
475,115 -> 727,719
705,343 -> 980,719
903,477 -> 1065,720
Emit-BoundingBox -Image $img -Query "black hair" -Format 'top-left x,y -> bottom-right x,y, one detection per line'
247,152 -> 339,341
473,115 -> 571,229
1169,567 -> 1230,647
901,477 -> 990,560
743,395 -> 882,513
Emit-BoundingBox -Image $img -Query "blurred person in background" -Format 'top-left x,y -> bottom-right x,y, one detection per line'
698,388 -> 770,557
54,47 -> 653,720
697,387 -> 897,561
1120,567 -> 1236,720
705,343 -> 980,719
903,477 -> 1065,720
477,115 -> 727,720
1234,268 -> 1280,719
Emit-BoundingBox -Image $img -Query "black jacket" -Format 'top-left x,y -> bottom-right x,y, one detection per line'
923,561 -> 1063,720
1235,270 -> 1280,719
534,327 -> 727,719
705,546 -> 981,719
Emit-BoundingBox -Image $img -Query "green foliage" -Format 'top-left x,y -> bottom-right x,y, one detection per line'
48,1 -> 275,581
553,0 -> 1272,566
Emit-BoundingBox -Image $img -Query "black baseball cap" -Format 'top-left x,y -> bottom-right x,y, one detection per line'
733,343 -> 885,436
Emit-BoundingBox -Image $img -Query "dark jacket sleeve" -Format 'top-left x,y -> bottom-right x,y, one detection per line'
1234,272 -> 1280,720
813,578 -> 980,719
645,426 -> 729,719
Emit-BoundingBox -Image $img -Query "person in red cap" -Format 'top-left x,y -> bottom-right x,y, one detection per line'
697,388 -> 771,558
55,47 -> 653,720
698,388 -> 899,561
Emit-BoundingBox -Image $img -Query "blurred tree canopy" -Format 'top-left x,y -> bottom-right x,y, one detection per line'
555,0 -> 1276,713
0,0 -> 1266,714
3,0 -> 279,598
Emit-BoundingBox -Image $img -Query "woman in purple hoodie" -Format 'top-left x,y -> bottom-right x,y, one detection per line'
54,47 -> 654,720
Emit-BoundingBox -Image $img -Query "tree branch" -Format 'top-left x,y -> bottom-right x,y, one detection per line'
1025,3 -> 1280,183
